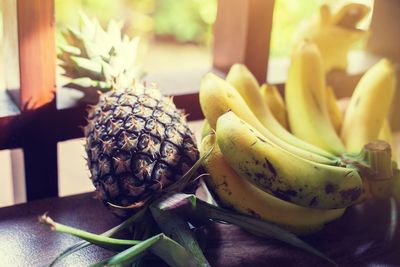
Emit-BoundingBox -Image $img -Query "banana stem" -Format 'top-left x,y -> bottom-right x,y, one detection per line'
360,141 -> 393,179
343,140 -> 393,180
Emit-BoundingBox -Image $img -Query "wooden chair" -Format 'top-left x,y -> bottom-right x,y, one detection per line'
0,1 -> 399,266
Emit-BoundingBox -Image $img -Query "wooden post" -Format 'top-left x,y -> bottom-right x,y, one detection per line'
213,0 -> 275,84
14,0 -> 58,201
367,0 -> 400,131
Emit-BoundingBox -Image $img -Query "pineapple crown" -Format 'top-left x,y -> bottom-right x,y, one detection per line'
58,12 -> 144,93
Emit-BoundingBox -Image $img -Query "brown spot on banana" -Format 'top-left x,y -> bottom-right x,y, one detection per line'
264,158 -> 277,176
325,183 -> 338,194
271,188 -> 299,202
309,197 -> 318,207
339,187 -> 362,202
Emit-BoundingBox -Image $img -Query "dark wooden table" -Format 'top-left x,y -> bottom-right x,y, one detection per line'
0,192 -> 399,267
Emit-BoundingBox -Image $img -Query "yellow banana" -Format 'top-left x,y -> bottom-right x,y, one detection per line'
216,111 -> 363,209
225,64 -> 335,159
292,3 -> 369,72
338,97 -> 395,155
200,133 -> 345,235
199,73 -> 337,165
332,2 -> 370,29
341,58 -> 396,152
378,119 -> 394,151
286,41 -> 345,155
201,120 -> 212,140
260,83 -> 289,130
326,86 -> 343,133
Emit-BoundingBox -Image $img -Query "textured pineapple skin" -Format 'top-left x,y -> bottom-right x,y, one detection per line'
84,85 -> 199,216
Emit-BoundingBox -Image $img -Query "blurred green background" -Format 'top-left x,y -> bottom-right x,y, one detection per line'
56,0 -> 374,58
0,0 -> 373,59
56,0 -> 217,45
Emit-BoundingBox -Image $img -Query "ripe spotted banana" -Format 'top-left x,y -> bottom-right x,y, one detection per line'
341,58 -> 396,153
225,64 -> 335,159
286,41 -> 345,155
199,73 -> 338,165
216,111 -> 363,209
260,83 -> 289,130
292,3 -> 369,72
200,133 -> 345,235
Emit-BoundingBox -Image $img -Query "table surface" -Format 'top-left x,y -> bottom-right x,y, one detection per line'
0,192 -> 399,267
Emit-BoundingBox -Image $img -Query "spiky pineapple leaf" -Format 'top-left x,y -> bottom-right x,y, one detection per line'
70,56 -> 103,78
58,12 -> 143,96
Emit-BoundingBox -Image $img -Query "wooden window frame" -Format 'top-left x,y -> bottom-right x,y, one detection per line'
0,0 -> 399,202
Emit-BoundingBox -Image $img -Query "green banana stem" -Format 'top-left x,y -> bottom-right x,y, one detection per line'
343,140 -> 394,180
358,140 -> 393,179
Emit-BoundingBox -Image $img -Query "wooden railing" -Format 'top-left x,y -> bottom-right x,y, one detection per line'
0,0 -> 399,203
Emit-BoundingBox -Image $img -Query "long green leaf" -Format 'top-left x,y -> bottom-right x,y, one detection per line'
160,193 -> 337,266
94,234 -> 196,267
150,199 -> 210,267
39,214 -> 140,252
47,207 -> 148,266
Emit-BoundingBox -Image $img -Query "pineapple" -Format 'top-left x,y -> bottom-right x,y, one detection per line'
59,14 -> 200,217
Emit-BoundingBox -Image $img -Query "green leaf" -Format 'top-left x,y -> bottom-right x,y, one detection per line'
159,193 -> 337,266
59,43 -> 81,56
69,77 -> 107,88
95,234 -> 196,267
150,199 -> 210,267
70,56 -> 103,77
47,207 -> 148,266
39,214 -> 140,252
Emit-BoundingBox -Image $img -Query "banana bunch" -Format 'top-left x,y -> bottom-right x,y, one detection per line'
200,132 -> 345,235
199,43 -> 397,234
198,65 -> 354,234
198,2 -> 397,236
292,1 -> 370,73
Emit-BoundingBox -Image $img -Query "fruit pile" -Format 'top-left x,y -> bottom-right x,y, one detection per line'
199,2 -> 398,236
40,3 -> 400,266
46,14 -> 336,267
